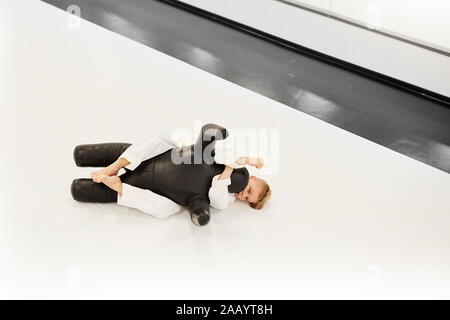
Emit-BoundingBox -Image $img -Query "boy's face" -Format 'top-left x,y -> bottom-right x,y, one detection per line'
235,176 -> 261,204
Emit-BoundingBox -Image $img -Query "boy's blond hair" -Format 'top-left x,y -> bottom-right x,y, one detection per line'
250,179 -> 271,210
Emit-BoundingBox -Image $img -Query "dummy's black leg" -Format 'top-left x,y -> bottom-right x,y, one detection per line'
188,197 -> 211,226
73,143 -> 131,167
71,178 -> 117,203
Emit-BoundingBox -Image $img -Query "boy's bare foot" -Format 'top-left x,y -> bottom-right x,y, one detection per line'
91,167 -> 119,182
90,158 -> 130,182
95,173 -> 122,194
102,175 -> 121,190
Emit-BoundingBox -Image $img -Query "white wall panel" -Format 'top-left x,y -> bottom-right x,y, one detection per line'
289,0 -> 331,11
331,0 -> 450,52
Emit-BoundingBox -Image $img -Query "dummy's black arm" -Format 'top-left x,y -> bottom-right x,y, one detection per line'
195,123 -> 229,156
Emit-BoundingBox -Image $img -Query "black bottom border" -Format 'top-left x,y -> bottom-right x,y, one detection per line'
1,299 -> 449,318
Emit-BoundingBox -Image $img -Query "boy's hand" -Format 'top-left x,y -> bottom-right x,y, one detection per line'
236,156 -> 248,165
251,157 -> 264,169
236,156 -> 264,169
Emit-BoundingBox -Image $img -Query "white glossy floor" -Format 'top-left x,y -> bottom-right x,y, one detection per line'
1,0 -> 449,299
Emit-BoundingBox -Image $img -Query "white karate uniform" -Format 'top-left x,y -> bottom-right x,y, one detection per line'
115,129 -> 244,218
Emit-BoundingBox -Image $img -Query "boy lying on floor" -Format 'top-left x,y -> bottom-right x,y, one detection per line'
72,124 -> 271,226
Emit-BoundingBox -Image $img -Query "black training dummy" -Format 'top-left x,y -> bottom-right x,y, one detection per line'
71,123 -> 249,226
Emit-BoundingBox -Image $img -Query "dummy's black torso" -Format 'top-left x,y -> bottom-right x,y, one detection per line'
119,145 -> 249,206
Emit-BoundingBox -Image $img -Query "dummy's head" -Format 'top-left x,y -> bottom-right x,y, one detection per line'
235,176 -> 271,210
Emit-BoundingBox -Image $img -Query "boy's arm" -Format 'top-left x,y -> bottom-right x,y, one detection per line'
236,156 -> 264,169
218,165 -> 233,180
209,165 -> 235,210
214,140 -> 264,169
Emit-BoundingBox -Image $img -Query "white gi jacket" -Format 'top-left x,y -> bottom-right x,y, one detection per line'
115,129 -> 244,218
